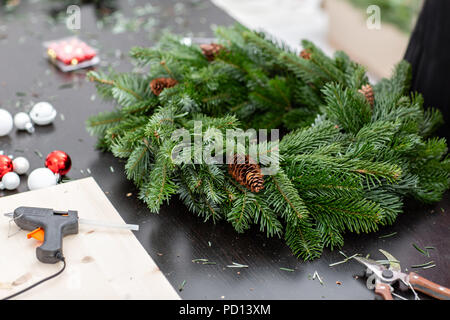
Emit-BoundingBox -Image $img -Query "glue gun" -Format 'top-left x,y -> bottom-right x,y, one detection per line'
4,206 -> 139,264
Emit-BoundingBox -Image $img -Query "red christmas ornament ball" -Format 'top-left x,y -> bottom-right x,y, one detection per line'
45,150 -> 72,176
0,155 -> 13,179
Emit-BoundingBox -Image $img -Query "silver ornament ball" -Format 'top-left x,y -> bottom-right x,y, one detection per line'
1,172 -> 20,190
14,112 -> 35,133
13,156 -> 30,175
0,109 -> 14,137
29,102 -> 57,126
27,167 -> 58,190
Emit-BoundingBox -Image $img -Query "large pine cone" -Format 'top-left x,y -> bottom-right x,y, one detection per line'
150,77 -> 178,96
228,154 -> 264,193
200,43 -> 224,61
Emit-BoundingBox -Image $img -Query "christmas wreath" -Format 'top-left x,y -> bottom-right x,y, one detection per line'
87,24 -> 449,260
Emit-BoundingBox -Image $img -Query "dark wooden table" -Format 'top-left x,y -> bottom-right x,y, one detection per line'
1,0 -> 449,300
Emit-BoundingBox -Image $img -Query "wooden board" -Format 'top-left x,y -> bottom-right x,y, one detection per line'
0,177 -> 180,300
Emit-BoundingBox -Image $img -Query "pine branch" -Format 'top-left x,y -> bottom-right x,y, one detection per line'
125,142 -> 153,186
321,82 -> 372,134
88,71 -> 144,101
280,121 -> 340,156
266,170 -> 310,226
304,194 -> 383,233
285,220 -> 323,261
86,110 -> 124,138
138,140 -> 178,213
226,190 -> 254,233
252,193 -> 283,238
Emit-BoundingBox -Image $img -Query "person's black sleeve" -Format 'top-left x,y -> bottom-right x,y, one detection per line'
404,0 -> 450,140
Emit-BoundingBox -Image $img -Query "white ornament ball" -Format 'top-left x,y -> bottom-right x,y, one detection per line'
29,102 -> 57,126
13,156 -> 30,175
1,172 -> 20,190
14,112 -> 35,133
0,109 -> 14,136
27,168 -> 57,191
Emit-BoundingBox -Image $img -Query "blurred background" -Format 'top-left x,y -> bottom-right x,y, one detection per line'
212,0 -> 423,80
1,0 -> 423,80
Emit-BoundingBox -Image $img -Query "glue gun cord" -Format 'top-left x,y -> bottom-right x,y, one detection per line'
2,254 -> 66,300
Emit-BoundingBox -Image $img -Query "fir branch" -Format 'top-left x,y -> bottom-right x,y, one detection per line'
139,140 -> 178,212
88,71 -> 144,101
125,142 -> 153,185
267,170 -> 310,224
86,110 -> 124,138
227,190 -> 253,233
252,194 -> 283,238
321,82 -> 372,134
285,220 -> 323,261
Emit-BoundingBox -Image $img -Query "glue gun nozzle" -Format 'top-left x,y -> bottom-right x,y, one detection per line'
4,213 -> 13,217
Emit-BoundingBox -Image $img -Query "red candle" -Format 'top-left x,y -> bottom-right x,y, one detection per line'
47,39 -> 96,65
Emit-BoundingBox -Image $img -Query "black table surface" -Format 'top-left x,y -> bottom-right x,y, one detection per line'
0,0 -> 449,300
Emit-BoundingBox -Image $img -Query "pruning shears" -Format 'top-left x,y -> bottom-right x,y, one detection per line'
353,251 -> 450,300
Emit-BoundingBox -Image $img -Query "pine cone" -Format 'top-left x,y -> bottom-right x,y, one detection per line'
150,77 -> 178,96
228,154 -> 264,193
200,43 -> 224,61
300,49 -> 312,60
358,84 -> 374,107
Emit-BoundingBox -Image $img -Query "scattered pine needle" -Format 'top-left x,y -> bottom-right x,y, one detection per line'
379,232 -> 397,239
412,243 -> 430,257
34,150 -> 43,158
312,271 -> 323,285
191,257 -> 216,265
178,280 -> 186,291
280,267 -> 295,272
329,253 -> 360,267
411,261 -> 435,269
226,262 -> 248,268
